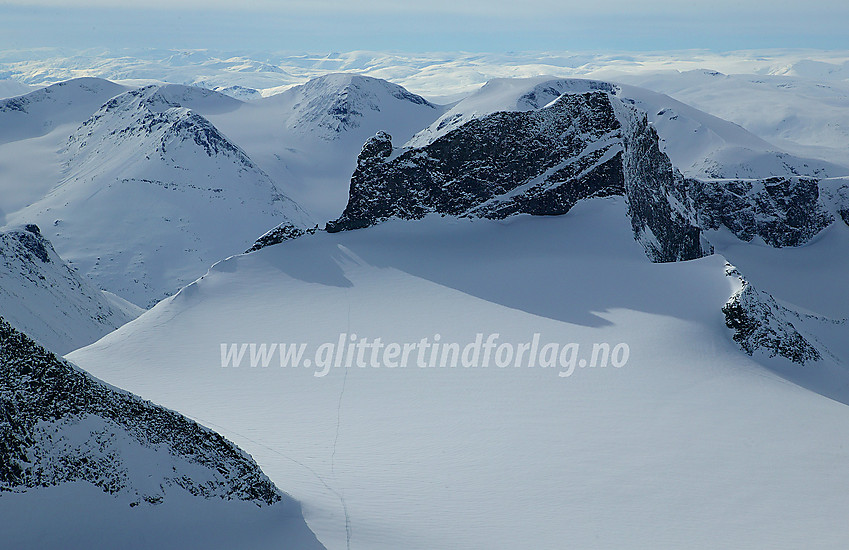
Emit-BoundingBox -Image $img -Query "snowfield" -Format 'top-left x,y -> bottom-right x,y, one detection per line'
69,198 -> 849,550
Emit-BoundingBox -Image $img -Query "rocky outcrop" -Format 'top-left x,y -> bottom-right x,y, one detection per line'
247,223 -> 319,253
327,91 -> 707,262
0,316 -> 282,506
820,178 -> 849,227
327,87 -> 839,262
679,176 -> 833,247
616,103 -> 710,262
722,266 -> 823,364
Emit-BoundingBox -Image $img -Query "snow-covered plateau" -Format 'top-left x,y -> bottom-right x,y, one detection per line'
1,50 -> 848,549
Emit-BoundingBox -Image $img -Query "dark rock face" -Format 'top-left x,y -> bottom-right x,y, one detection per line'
0,317 -> 281,506
326,89 -> 836,262
680,176 -> 833,247
247,223 -> 319,253
327,91 -> 706,262
329,92 -> 627,225
722,266 -> 822,365
821,180 -> 849,227
12,226 -> 51,264
618,110 -> 709,262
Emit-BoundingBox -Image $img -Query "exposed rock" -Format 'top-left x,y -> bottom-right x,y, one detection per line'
247,223 -> 319,253
820,179 -> 849,227
616,103 -> 710,262
327,91 -> 707,262
680,176 -> 833,247
0,316 -> 282,506
722,265 -> 822,364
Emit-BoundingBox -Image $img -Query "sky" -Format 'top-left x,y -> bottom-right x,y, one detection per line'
0,0 -> 847,52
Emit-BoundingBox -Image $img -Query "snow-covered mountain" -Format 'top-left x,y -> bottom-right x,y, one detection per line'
269,73 -> 440,138
0,78 -> 128,218
0,77 -> 127,146
6,84 -> 310,307
69,197 -> 849,550
0,224 -> 138,354
408,76 -> 846,180
206,73 -> 446,220
327,86 -> 840,263
0,316 -> 324,549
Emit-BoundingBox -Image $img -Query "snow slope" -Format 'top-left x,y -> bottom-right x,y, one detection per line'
70,197 -> 849,550
0,78 -> 128,218
0,78 -> 34,99
408,76 -> 847,180
6,84 -> 310,307
618,70 -> 849,168
0,224 -> 137,354
206,73 -> 446,220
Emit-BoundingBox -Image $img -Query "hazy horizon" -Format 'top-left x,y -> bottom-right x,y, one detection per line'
0,1 -> 847,52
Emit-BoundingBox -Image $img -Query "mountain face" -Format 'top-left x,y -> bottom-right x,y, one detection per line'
677,176 -> 834,247
327,91 -> 707,262
8,84 -> 310,307
328,82 -> 843,262
0,224 -> 137,355
0,316 -> 281,506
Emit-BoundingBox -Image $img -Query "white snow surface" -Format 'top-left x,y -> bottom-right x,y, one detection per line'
69,197 -> 849,550
0,78 -> 129,219
0,78 -> 35,99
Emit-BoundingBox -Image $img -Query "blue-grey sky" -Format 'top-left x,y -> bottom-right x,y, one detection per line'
0,0 -> 847,51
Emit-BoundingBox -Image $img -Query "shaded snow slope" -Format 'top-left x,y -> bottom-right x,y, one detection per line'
0,224 -> 137,354
1,484 -> 324,550
7,84 -> 310,307
70,198 -> 849,550
0,77 -> 127,146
